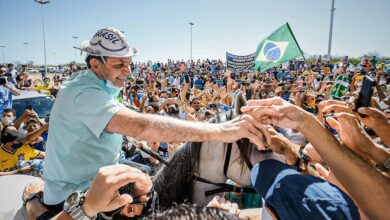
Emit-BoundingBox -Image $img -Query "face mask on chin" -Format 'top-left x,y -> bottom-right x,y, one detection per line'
1,117 -> 13,126
97,63 -> 122,95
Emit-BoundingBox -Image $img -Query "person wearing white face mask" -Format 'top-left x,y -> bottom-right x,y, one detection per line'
0,108 -> 16,132
42,28 -> 273,219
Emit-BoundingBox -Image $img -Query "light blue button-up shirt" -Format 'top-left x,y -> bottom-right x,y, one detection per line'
43,69 -> 125,205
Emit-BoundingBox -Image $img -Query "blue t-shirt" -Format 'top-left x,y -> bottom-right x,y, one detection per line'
0,83 -> 17,115
194,79 -> 204,90
43,69 -> 125,204
277,71 -> 285,80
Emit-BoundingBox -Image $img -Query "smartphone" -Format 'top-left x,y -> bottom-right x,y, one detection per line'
355,76 -> 375,115
0,77 -> 7,85
26,105 -> 33,111
278,83 -> 285,87
136,80 -> 144,85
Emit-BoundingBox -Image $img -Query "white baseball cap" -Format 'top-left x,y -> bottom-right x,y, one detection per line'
76,28 -> 137,58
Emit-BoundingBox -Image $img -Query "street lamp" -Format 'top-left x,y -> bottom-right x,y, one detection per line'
34,0 -> 50,77
0,46 -> 5,64
52,52 -> 56,65
189,22 -> 194,61
72,36 -> 78,64
327,0 -> 336,60
23,42 -> 29,66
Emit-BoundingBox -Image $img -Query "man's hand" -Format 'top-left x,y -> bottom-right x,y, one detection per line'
320,100 -> 353,115
356,107 -> 389,132
207,196 -> 240,216
82,164 -> 152,217
217,114 -> 272,150
326,113 -> 375,160
241,97 -> 312,131
268,126 -> 299,165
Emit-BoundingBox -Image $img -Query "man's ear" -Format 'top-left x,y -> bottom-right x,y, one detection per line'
90,58 -> 99,71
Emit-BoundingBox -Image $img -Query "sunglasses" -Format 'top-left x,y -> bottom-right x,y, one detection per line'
132,186 -> 155,204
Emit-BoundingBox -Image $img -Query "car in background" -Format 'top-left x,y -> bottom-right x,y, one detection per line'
12,90 -> 55,120
25,68 -> 40,73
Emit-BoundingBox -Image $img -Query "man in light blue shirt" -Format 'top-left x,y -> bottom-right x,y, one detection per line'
0,77 -> 20,115
43,27 -> 273,217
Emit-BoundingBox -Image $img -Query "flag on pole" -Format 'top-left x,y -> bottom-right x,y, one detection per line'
330,75 -> 350,98
254,23 -> 303,72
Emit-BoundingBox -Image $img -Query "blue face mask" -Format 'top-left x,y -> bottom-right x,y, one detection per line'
137,93 -> 144,100
98,64 -> 122,96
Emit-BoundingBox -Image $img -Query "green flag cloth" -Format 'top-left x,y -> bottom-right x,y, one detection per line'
254,23 -> 302,72
330,75 -> 350,98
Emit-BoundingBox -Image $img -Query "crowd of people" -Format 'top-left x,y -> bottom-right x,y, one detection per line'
0,27 -> 389,220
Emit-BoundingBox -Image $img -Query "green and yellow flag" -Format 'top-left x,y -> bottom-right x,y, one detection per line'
254,23 -> 302,72
330,75 -> 350,98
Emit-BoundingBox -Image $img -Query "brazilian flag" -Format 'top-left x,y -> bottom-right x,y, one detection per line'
254,23 -> 303,72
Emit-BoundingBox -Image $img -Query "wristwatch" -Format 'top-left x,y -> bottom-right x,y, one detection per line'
23,191 -> 43,206
63,191 -> 96,220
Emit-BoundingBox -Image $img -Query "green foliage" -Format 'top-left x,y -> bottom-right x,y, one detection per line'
349,57 -> 360,66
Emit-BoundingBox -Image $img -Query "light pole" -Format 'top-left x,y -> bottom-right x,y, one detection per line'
327,0 -> 336,60
72,36 -> 78,64
189,22 -> 194,61
0,46 -> 5,64
34,0 -> 50,76
23,42 -> 29,66
52,52 -> 56,65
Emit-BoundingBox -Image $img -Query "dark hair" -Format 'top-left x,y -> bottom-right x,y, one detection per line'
160,90 -> 168,95
27,118 -> 41,126
148,203 -> 239,220
3,108 -> 16,117
85,55 -> 107,69
191,97 -> 201,104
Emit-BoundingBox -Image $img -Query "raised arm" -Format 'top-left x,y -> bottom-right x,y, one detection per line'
106,107 -> 275,150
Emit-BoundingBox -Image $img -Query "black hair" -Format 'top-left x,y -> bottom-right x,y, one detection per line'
2,108 -> 16,117
85,55 -> 107,69
26,118 -> 41,126
147,203 -> 239,220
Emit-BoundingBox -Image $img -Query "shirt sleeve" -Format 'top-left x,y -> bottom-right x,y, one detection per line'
74,88 -> 125,138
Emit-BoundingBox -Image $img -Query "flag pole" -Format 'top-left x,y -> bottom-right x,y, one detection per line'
286,22 -> 312,74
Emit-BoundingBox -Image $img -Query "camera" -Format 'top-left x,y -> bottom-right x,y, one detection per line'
0,77 -> 7,85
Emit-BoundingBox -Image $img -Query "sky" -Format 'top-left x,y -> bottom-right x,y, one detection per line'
0,0 -> 389,66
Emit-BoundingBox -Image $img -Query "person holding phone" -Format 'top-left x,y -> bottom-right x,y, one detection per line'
0,75 -> 20,115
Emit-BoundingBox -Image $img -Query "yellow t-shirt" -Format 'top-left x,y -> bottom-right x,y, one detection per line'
34,85 -> 52,95
303,70 -> 311,76
0,145 -> 40,172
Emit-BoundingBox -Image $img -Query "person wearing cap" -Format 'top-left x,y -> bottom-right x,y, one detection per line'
250,159 -> 360,219
42,27 -> 273,218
